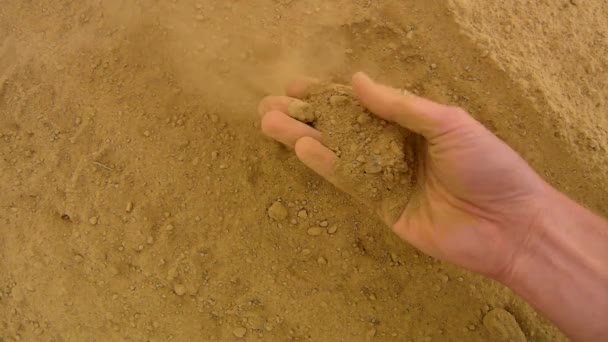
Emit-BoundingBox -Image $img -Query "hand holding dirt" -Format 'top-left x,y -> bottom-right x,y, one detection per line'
259,72 -> 548,281
260,72 -> 608,342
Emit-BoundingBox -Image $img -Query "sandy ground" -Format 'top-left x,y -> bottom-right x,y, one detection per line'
0,0 -> 606,341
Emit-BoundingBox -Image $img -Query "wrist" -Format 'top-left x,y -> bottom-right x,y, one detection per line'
499,188 -> 608,341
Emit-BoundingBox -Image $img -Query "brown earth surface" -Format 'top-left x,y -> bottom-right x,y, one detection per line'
0,0 -> 606,341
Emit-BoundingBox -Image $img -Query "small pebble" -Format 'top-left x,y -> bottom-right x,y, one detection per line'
89,216 -> 98,225
174,284 -> 186,296
126,202 -> 133,213
307,227 -> 322,236
233,327 -> 247,338
356,114 -> 370,125
298,210 -> 308,219
327,225 -> 338,234
317,257 -> 327,264
319,220 -> 329,227
288,100 -> 316,123
166,224 -> 174,231
268,201 -> 288,221
364,161 -> 383,174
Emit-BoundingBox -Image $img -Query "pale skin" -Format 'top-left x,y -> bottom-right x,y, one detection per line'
258,72 -> 608,342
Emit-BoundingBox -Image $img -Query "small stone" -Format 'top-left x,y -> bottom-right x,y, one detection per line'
166,224 -> 174,231
233,327 -> 247,338
406,30 -> 415,40
481,50 -> 490,58
356,155 -> 367,163
319,220 -> 329,227
147,236 -> 154,244
74,255 -> 84,263
483,309 -> 526,342
89,216 -> 98,225
317,257 -> 327,264
307,227 -> 323,236
143,130 -> 150,137
431,63 -> 438,69
288,100 -> 316,123
356,113 -> 370,125
364,160 -> 383,174
327,225 -> 338,234
126,202 -> 133,213
173,284 -> 187,296
268,201 -> 288,221
298,210 -> 308,219
302,249 -> 311,256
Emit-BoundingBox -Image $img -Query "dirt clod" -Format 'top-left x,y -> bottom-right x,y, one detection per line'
307,227 -> 323,236
483,308 -> 527,342
174,284 -> 187,296
233,327 -> 247,338
268,201 -> 289,221
287,99 -> 317,123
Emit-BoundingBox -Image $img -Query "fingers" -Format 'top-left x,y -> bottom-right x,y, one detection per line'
352,72 -> 465,140
285,77 -> 320,98
261,111 -> 322,148
294,137 -> 337,181
258,77 -> 320,117
257,96 -> 293,117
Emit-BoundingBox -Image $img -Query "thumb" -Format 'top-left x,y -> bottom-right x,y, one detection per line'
352,72 -> 464,140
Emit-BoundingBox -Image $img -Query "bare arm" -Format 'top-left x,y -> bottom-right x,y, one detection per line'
503,188 -> 608,342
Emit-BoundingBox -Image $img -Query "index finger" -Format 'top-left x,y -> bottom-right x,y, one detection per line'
285,77 -> 320,98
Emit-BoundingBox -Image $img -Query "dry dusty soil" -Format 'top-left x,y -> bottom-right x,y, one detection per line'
0,0 -> 606,341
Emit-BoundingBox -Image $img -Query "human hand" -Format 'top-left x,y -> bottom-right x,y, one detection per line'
258,72 -> 550,280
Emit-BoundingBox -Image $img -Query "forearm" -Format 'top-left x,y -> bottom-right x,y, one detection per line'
503,188 -> 608,342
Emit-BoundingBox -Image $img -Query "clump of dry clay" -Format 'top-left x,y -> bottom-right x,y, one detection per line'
483,308 -> 527,342
290,83 -> 418,223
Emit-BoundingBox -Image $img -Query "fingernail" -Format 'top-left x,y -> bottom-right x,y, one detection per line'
353,72 -> 374,85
